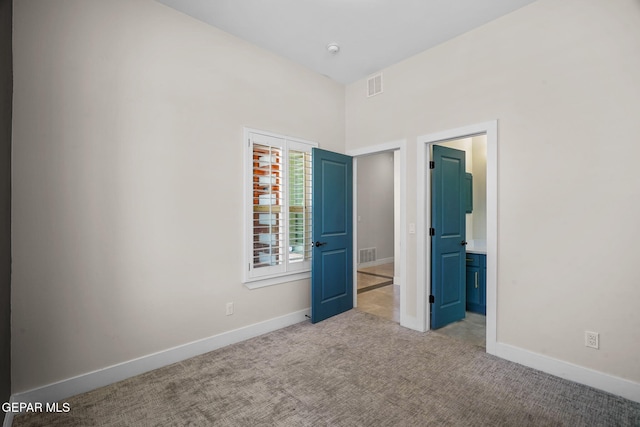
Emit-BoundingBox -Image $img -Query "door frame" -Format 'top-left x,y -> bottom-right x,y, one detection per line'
417,121 -> 498,355
347,140 -> 408,327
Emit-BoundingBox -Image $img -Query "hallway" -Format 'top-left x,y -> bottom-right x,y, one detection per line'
356,263 -> 399,322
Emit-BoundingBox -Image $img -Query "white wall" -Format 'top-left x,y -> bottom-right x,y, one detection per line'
0,0 -> 12,406
471,135 -> 487,242
12,0 -> 345,392
346,0 -> 640,384
356,152 -> 394,263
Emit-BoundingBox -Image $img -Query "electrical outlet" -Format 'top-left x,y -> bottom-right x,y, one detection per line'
585,331 -> 599,349
226,302 -> 234,316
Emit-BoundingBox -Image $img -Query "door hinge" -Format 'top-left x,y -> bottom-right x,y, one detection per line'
429,295 -> 435,304
429,161 -> 435,169
429,227 -> 435,236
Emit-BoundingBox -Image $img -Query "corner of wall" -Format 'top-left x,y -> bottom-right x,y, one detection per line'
0,0 -> 13,410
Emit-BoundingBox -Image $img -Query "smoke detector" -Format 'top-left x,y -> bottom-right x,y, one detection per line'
326,43 -> 340,54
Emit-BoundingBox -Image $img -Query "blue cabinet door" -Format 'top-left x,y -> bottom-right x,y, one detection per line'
311,148 -> 353,323
465,253 -> 486,315
465,173 -> 473,213
431,145 -> 467,329
466,264 -> 481,309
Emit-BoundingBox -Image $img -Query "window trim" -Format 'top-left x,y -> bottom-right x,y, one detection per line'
243,128 -> 317,288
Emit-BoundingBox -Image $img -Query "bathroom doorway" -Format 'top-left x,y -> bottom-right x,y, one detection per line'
417,121 -> 498,354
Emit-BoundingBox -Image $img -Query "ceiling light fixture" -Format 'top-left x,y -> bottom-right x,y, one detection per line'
326,43 -> 340,54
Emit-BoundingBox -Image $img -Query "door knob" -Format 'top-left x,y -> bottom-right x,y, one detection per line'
461,240 -> 468,246
314,241 -> 327,247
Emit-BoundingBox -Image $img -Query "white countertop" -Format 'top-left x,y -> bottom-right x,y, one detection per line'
466,240 -> 487,255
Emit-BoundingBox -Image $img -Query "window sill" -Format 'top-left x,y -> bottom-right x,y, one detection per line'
243,271 -> 311,290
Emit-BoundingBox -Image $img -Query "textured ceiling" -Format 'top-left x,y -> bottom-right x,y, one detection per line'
157,0 -> 537,84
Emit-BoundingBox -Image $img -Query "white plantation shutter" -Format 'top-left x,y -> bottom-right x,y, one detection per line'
252,142 -> 285,273
287,143 -> 313,270
245,130 -> 316,282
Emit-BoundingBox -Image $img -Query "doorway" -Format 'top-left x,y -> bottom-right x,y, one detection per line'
355,151 -> 398,322
417,121 -> 498,355
347,140 -> 407,327
430,137 -> 487,347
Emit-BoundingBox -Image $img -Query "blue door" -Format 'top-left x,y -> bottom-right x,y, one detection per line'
311,148 -> 353,323
431,145 -> 466,329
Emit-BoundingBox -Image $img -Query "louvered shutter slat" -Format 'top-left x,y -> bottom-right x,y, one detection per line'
252,144 -> 284,268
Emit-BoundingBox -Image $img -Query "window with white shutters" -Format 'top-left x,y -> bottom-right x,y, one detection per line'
288,148 -> 313,266
244,129 -> 316,285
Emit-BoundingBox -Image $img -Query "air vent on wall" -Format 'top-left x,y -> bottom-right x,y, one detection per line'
359,247 -> 377,264
367,73 -> 383,97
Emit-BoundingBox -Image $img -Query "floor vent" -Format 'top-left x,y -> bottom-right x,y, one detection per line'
367,73 -> 383,97
359,247 -> 377,264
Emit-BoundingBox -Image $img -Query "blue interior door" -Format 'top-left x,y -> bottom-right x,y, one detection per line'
431,145 -> 466,329
311,148 -> 353,323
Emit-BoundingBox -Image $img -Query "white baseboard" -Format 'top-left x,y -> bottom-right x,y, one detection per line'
495,342 -> 640,404
357,257 -> 394,269
6,309 -> 310,419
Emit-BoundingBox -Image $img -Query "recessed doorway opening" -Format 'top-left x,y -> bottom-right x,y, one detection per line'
417,121 -> 498,355
430,136 -> 487,348
355,151 -> 398,323
348,140 -> 407,328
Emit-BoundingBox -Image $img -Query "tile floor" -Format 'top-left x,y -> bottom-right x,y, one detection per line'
358,263 -> 395,278
356,262 -> 486,348
356,284 -> 400,323
357,263 -> 394,293
434,311 -> 486,348
356,263 -> 399,322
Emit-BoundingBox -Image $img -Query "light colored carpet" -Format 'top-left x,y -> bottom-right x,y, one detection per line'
13,310 -> 640,426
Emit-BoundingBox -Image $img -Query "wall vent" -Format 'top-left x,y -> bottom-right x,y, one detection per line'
367,73 -> 383,97
359,247 -> 377,264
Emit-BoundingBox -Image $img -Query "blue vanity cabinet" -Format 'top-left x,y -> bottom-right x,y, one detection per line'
466,253 -> 486,315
